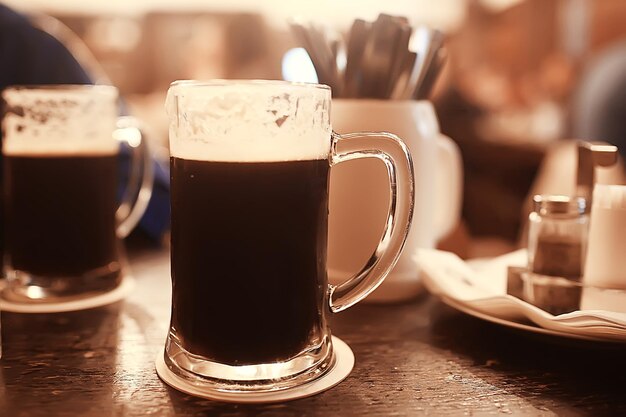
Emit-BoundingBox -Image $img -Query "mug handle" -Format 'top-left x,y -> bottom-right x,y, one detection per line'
113,116 -> 155,238
433,134 -> 462,241
329,131 -> 415,313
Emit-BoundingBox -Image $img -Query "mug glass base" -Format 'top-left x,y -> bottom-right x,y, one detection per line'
2,262 -> 123,303
164,332 -> 335,393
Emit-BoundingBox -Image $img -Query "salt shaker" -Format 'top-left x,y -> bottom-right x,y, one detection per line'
527,195 -> 588,280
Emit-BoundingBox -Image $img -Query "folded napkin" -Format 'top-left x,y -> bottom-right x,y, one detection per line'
416,249 -> 626,341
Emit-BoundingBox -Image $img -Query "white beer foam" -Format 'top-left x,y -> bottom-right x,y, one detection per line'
2,87 -> 119,156
166,81 -> 331,162
3,137 -> 118,156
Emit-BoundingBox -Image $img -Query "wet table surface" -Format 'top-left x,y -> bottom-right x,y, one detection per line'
1,247 -> 626,417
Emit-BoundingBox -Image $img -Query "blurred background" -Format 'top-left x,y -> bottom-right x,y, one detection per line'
6,0 -> 626,252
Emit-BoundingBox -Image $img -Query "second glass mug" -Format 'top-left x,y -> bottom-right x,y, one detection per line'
164,80 -> 415,392
1,85 -> 153,302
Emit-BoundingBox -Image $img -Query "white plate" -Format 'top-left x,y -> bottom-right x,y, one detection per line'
417,248 -> 626,344
439,294 -> 623,343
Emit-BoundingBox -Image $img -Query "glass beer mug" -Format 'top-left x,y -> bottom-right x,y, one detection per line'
164,80 -> 414,392
1,85 -> 153,302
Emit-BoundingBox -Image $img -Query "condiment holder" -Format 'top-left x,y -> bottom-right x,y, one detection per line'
508,141 -> 626,315
507,267 -> 626,316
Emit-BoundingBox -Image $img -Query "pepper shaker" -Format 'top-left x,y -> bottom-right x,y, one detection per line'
527,195 -> 588,280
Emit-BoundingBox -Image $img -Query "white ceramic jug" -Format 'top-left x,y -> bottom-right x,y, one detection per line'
329,99 -> 463,302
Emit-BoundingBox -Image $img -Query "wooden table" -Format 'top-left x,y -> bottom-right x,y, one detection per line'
2,247 -> 625,416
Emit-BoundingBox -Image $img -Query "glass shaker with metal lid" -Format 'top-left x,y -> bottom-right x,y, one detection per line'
527,195 -> 588,280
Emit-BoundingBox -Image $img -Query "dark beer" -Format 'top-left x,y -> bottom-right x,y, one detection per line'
4,153 -> 119,278
170,157 -> 330,365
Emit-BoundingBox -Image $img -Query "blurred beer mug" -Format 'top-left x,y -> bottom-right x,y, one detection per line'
163,80 -> 414,393
1,85 -> 153,303
329,99 -> 462,302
